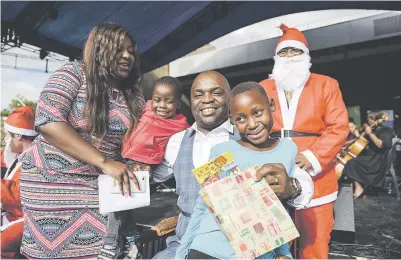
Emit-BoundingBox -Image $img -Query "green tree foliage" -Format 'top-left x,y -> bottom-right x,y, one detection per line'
0,95 -> 37,117
0,109 -> 10,117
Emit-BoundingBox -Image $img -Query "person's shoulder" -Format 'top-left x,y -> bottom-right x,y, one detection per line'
211,140 -> 238,154
54,61 -> 85,80
57,60 -> 83,72
381,126 -> 395,136
259,78 -> 275,89
168,128 -> 190,144
170,113 -> 190,128
311,73 -> 339,88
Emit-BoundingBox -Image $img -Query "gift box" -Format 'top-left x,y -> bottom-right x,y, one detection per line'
198,166 -> 299,259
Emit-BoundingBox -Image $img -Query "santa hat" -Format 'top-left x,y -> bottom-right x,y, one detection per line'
274,22 -> 309,55
4,106 -> 38,136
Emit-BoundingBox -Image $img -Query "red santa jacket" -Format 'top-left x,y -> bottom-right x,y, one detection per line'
260,73 -> 348,207
1,162 -> 23,222
121,100 -> 189,164
1,148 -> 6,168
1,162 -> 24,259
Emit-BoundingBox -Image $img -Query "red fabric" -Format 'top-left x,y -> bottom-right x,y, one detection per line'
275,23 -> 309,53
261,74 -> 346,259
1,149 -> 6,168
260,73 -> 349,200
121,100 -> 189,164
295,202 -> 334,259
0,220 -> 24,258
1,164 -> 23,259
5,106 -> 35,131
1,165 -> 22,218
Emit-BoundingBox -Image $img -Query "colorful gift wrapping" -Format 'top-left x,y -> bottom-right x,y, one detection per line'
193,155 -> 299,259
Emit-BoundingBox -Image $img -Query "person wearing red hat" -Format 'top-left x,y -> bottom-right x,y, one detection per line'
1,141 -> 18,178
1,116 -> 21,178
1,106 -> 37,259
260,23 -> 349,258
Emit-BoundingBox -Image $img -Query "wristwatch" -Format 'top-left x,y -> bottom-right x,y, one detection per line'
289,177 -> 302,200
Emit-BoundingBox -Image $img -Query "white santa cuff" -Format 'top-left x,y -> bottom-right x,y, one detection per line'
287,167 -> 314,210
301,150 -> 322,176
4,122 -> 38,136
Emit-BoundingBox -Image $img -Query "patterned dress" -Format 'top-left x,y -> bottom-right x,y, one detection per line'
20,61 -> 143,259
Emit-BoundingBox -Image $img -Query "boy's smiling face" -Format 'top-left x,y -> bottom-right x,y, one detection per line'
230,89 -> 275,147
151,84 -> 180,119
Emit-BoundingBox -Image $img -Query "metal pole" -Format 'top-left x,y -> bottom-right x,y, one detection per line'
14,54 -> 17,69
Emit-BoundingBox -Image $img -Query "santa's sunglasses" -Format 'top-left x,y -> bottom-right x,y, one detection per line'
277,47 -> 304,57
7,132 -> 36,142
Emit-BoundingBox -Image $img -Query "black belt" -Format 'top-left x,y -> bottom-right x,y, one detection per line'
270,130 -> 321,139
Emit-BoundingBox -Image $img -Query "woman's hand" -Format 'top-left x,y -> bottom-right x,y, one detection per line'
253,163 -> 296,200
128,162 -> 152,179
100,159 -> 140,196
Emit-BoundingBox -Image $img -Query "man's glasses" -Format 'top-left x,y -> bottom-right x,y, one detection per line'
277,48 -> 304,57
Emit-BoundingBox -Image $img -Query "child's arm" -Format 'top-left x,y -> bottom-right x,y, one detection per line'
274,243 -> 293,259
174,197 -> 207,259
175,146 -> 222,258
289,142 -> 298,178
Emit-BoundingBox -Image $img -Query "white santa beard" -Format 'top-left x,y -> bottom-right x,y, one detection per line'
271,54 -> 312,92
4,140 -> 19,168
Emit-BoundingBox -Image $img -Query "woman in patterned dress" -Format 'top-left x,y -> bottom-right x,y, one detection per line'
19,23 -> 145,259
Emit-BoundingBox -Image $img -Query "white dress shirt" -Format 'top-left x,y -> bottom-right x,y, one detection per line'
153,119 -> 313,209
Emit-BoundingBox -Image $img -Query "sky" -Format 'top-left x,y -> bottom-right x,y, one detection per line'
1,47 -> 68,109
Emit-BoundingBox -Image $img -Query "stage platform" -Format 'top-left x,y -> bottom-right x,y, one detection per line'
329,190 -> 401,259
133,184 -> 401,259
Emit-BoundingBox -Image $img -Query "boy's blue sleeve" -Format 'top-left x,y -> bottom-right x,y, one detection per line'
289,142 -> 298,177
174,197 -> 207,259
258,243 -> 292,259
175,147 -> 221,259
274,243 -> 293,259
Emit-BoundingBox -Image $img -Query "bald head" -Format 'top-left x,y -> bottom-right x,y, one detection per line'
190,71 -> 230,134
191,71 -> 230,93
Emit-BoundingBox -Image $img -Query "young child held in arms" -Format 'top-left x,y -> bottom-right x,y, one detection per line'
100,76 -> 189,259
175,82 -> 297,259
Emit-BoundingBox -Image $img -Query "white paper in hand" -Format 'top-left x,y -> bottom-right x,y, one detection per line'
98,171 -> 150,214
109,174 -> 147,194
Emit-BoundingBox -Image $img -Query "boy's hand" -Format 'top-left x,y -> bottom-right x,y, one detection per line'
296,153 -> 312,170
254,163 -> 296,200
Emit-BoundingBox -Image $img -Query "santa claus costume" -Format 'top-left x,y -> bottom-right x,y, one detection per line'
260,24 -> 349,259
1,106 -> 37,258
1,130 -> 19,178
